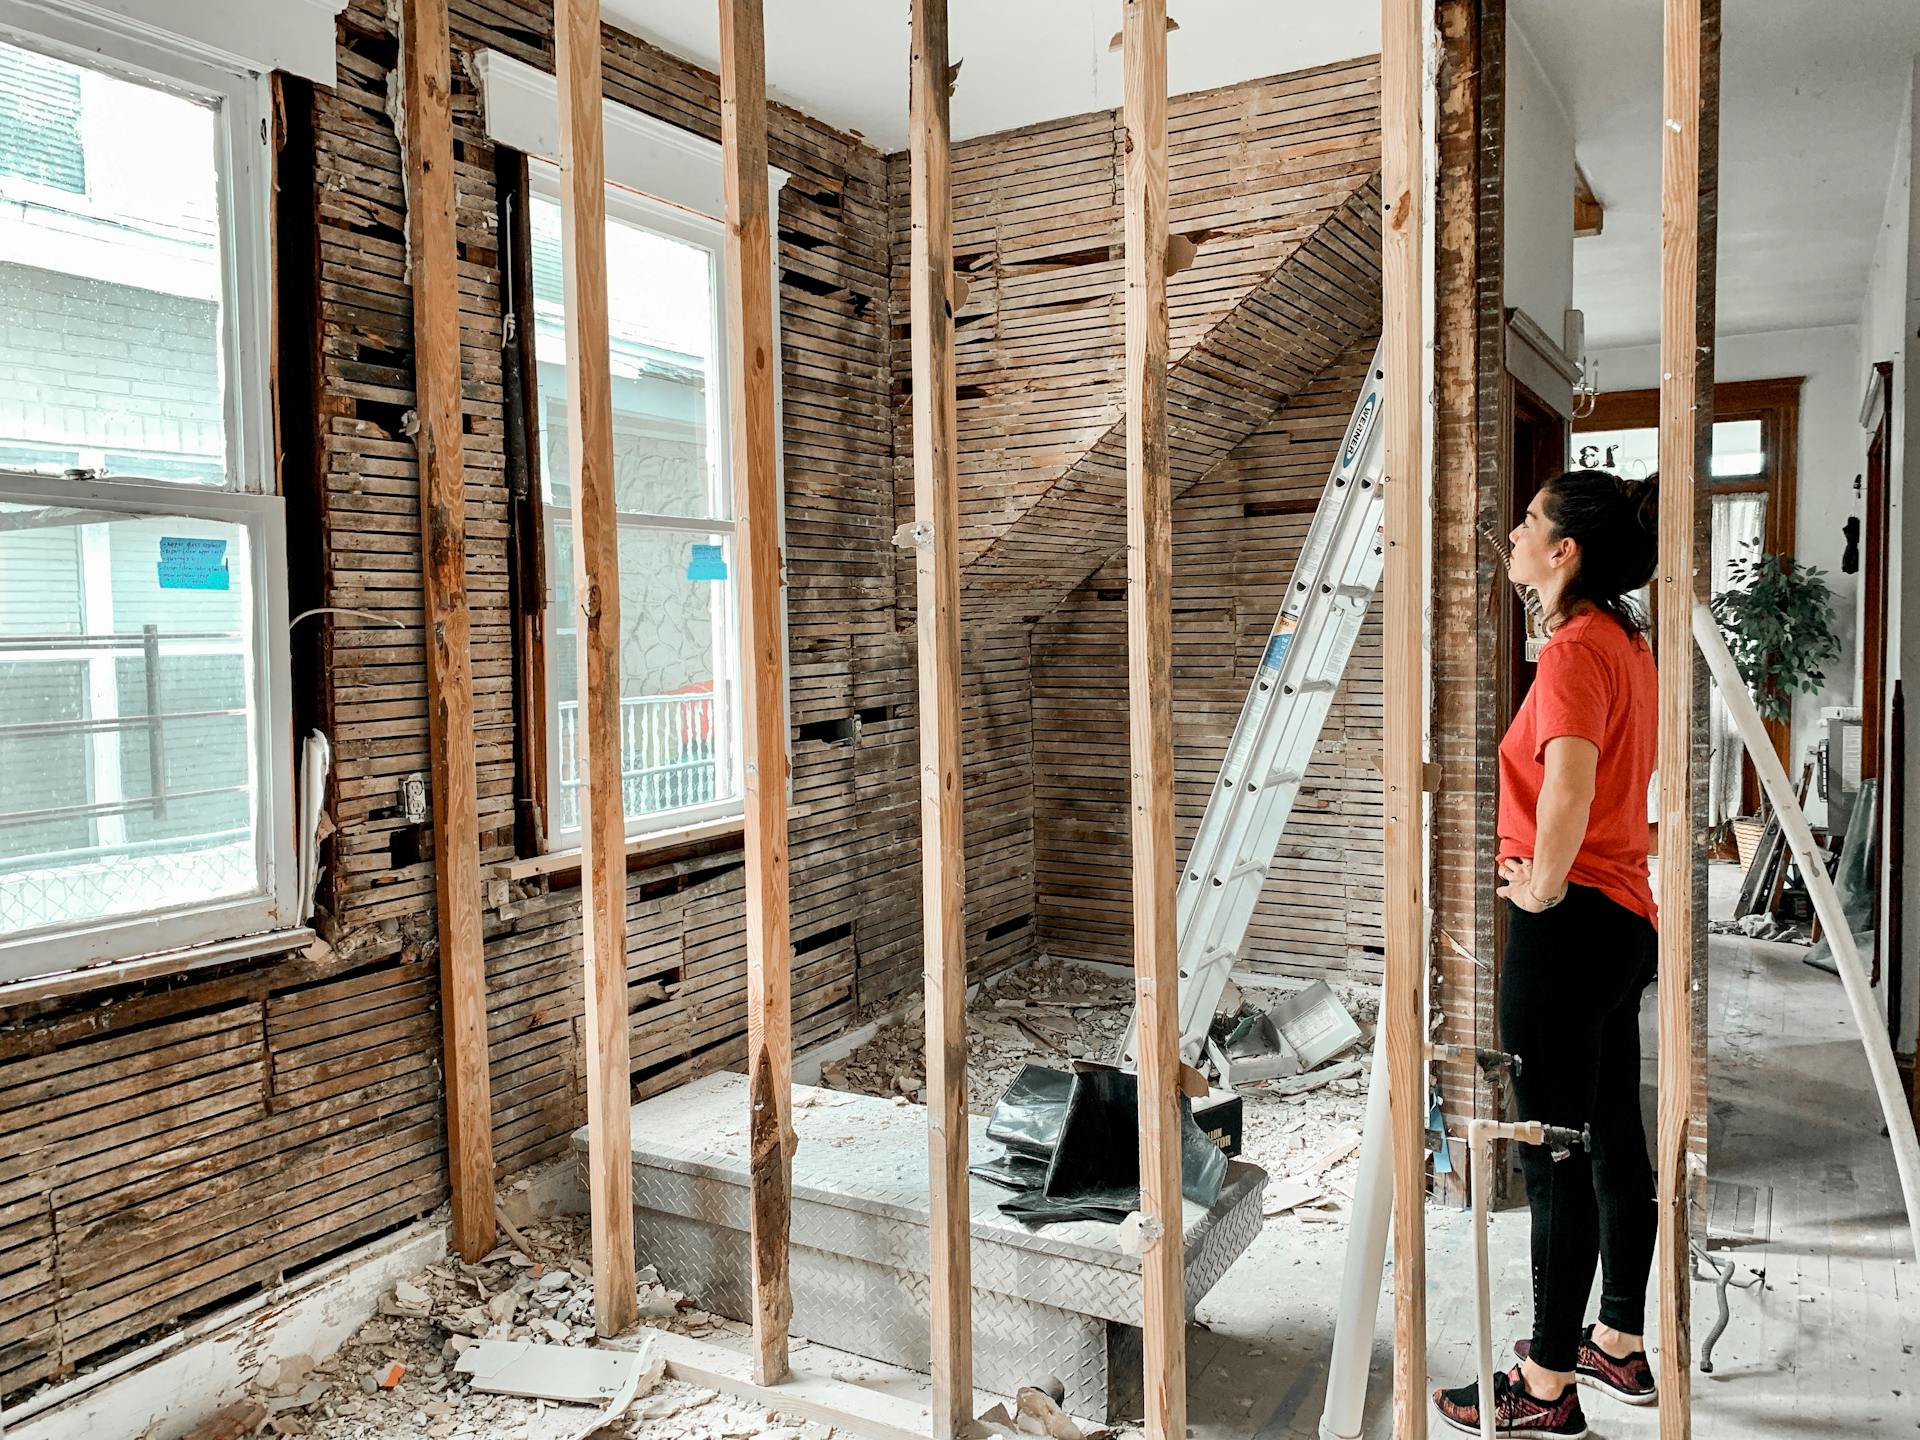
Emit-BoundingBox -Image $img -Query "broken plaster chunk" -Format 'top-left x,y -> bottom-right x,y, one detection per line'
1013,1385 -> 1086,1440
892,519 -> 933,549
1116,1211 -> 1164,1255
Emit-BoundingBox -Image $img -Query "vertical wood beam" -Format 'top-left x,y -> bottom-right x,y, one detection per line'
1655,0 -> 1717,1428
399,0 -> 495,1264
908,0 -> 972,1433
1120,6 -> 1183,1440
1379,0 -> 1429,1433
554,0 -> 638,1338
717,0 -> 794,1387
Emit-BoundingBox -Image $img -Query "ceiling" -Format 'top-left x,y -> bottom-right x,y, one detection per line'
1514,0 -> 1920,350
600,1 -> 1380,151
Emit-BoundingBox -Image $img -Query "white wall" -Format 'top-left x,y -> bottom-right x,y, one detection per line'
1505,16 -> 1576,341
1590,325 -> 1864,790
1857,60 -> 1919,1056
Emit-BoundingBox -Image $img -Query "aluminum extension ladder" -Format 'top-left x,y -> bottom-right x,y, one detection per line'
1120,341 -> 1389,1069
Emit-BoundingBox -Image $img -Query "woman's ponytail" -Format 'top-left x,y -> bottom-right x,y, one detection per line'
1539,468 -> 1660,637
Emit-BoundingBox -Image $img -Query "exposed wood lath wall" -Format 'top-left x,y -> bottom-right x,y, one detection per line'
1033,346 -> 1385,979
0,0 -> 904,1399
0,27 -> 1399,1404
885,60 -> 1383,626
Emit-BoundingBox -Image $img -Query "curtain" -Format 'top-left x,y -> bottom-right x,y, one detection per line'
1708,493 -> 1769,824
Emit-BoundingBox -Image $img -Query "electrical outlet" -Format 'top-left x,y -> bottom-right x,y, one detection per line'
401,772 -> 429,826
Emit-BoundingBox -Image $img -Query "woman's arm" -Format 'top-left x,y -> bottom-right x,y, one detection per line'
1527,735 -> 1599,901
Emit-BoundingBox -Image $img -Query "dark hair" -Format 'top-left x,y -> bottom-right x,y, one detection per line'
1537,468 -> 1659,636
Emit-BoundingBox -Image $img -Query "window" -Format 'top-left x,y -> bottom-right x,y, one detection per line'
526,163 -> 746,844
0,6 -> 291,982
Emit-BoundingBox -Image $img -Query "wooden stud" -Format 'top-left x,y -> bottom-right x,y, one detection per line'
553,0 -> 638,1338
1379,0 -> 1428,1433
1120,6 -> 1183,1440
908,0 -> 972,1433
1655,0 -> 1715,1429
717,0 -> 795,1387
398,0 -> 495,1264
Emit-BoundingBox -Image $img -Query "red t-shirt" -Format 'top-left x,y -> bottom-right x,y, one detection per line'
1496,610 -> 1659,925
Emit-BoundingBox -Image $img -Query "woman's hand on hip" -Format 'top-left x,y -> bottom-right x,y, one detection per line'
1498,857 -> 1563,913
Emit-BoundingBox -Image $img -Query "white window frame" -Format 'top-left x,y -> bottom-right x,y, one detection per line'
476,48 -> 791,852
530,166 -> 748,846
0,1 -> 293,983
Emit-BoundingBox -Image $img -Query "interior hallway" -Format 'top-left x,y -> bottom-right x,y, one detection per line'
1183,863 -> 1920,1438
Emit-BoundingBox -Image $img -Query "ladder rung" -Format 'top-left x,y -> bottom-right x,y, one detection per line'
1294,677 -> 1336,694
1225,858 -> 1267,882
1265,767 -> 1304,787
1334,582 -> 1372,600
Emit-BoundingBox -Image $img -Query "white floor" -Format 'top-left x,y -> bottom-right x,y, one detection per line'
1189,863 -> 1920,1438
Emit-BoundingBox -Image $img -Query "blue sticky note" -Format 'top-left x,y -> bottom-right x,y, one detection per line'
157,536 -> 229,590
687,543 -> 728,581
1260,631 -> 1292,671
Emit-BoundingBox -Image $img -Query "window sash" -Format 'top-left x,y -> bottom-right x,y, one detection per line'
528,166 -> 754,848
0,470 -> 295,983
0,0 -> 274,497
542,508 -> 743,845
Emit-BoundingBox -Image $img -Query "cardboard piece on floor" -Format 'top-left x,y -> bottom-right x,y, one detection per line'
454,1337 -> 646,1404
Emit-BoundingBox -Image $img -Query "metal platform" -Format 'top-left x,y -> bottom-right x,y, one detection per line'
572,1072 -> 1267,1420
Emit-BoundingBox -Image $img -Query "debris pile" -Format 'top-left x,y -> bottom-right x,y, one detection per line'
217,1215 -> 827,1440
824,960 -> 1379,1233
820,959 -> 1136,1110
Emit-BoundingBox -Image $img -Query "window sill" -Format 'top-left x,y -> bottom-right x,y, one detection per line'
0,924 -> 316,1009
494,815 -> 747,886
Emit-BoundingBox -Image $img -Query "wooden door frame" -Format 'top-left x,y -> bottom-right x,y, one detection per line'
1860,361 -> 1895,995
1576,376 -> 1803,797
1860,362 -> 1893,792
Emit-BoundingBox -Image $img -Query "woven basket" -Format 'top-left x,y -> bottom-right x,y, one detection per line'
1731,816 -> 1766,871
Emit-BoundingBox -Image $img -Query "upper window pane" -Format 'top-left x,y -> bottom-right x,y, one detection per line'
1710,418 -> 1765,478
1574,427 -> 1657,479
0,37 -> 227,486
0,500 -> 261,940
529,188 -> 722,520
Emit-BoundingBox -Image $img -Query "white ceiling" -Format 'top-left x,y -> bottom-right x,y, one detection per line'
1513,0 -> 1920,350
600,1 -> 1380,151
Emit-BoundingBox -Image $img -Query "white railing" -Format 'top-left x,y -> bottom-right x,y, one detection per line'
555,690 -> 718,831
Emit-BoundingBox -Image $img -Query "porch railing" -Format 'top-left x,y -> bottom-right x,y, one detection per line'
554,690 -> 718,831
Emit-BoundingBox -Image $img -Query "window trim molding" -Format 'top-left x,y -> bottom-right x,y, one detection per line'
0,472 -> 297,984
469,47 -> 791,221
1,0 -> 347,85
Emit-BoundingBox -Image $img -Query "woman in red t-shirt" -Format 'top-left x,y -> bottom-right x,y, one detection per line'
1435,471 -> 1661,1439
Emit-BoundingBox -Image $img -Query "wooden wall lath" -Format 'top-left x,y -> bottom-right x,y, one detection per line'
0,0 -> 894,1398
0,0 -> 1412,1400
1378,0 -> 1428,1433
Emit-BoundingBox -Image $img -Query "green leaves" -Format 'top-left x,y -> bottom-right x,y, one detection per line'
1708,545 -> 1841,726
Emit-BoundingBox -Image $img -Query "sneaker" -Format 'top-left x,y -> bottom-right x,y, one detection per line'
1432,1364 -> 1588,1438
1515,1325 -> 1659,1405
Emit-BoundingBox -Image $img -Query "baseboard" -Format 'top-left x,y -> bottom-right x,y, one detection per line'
4,1221 -> 446,1440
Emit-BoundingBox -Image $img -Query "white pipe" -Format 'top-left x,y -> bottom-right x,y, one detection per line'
1469,1120 -> 1495,1440
1319,1040 -> 1394,1440
1693,600 -> 1920,1264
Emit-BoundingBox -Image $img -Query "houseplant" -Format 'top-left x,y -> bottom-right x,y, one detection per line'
1710,544 -> 1842,868
1709,544 -> 1842,727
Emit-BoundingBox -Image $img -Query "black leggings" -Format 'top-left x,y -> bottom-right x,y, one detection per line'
1499,882 -> 1659,1373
